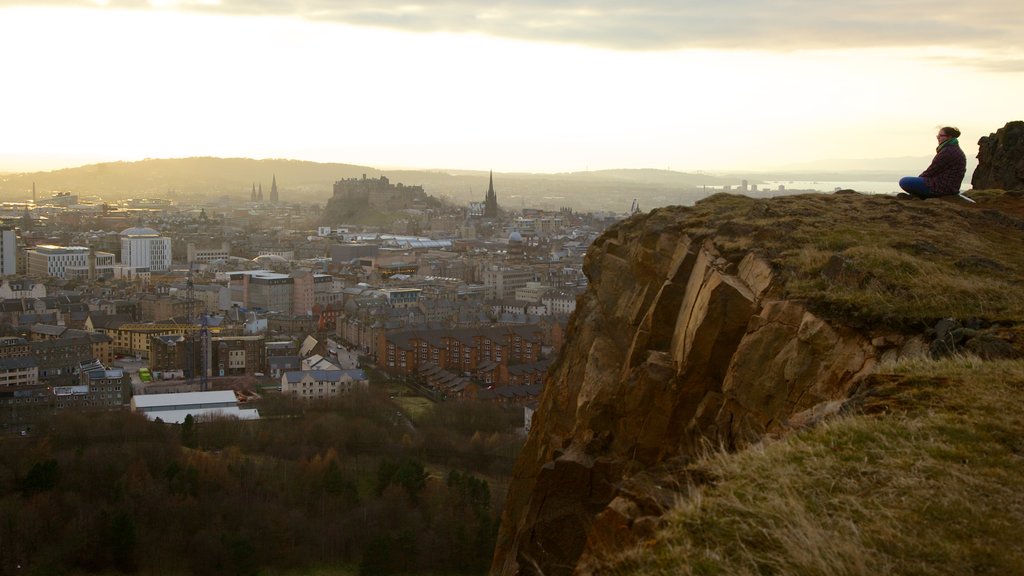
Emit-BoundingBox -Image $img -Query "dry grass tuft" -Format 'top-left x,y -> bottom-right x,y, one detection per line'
610,358 -> 1024,575
672,191 -> 1024,326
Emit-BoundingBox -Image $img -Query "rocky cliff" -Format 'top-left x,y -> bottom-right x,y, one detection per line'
491,190 -> 1024,575
972,120 -> 1024,191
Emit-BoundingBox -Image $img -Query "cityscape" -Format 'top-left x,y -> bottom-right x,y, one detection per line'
2,1 -> 1021,574
1,170 -> 617,432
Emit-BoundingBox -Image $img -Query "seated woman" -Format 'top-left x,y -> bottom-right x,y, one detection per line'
899,127 -> 967,199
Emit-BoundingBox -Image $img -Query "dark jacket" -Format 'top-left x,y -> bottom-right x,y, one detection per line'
920,140 -> 967,196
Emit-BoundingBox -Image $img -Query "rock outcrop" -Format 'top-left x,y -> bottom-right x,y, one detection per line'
491,190 -> 1024,576
972,120 -> 1024,190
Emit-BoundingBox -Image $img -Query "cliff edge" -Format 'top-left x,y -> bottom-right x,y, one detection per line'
492,189 -> 1024,575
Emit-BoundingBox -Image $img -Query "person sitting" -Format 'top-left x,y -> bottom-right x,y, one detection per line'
898,127 -> 967,199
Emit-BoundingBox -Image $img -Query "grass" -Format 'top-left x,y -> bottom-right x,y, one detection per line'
609,357 -> 1024,575
392,396 -> 435,421
662,191 -> 1024,327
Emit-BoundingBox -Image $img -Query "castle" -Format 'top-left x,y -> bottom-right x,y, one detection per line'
330,174 -> 427,210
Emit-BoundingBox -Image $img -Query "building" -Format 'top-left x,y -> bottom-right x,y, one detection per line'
330,174 -> 426,210
53,364 -> 131,411
0,337 -> 31,359
99,322 -> 200,359
542,290 -> 578,316
120,226 -> 172,272
29,336 -> 94,385
378,325 -> 546,386
229,270 -> 334,314
481,265 -> 536,300
0,228 -> 16,276
0,356 -> 38,389
483,171 -> 499,218
130,390 -> 259,424
232,271 -> 293,312
330,243 -> 379,264
515,282 -> 550,303
379,288 -> 421,309
26,245 -> 115,279
280,369 -> 368,400
1,359 -> 129,429
187,241 -> 231,265
0,277 -> 45,299
137,293 -> 195,322
212,335 -> 265,376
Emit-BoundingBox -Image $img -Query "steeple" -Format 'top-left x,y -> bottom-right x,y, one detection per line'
257,183 -> 263,202
270,174 -> 279,203
251,183 -> 257,202
484,170 -> 498,219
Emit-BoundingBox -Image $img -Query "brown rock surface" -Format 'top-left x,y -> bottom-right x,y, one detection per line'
491,191 -> 1024,576
972,120 -> 1024,191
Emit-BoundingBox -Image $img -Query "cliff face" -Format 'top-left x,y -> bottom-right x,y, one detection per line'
491,191 -> 1024,576
972,120 -> 1024,191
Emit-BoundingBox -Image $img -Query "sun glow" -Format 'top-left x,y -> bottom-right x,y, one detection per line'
1,5 -> 1021,173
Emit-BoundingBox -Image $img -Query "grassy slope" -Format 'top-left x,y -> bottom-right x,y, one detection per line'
607,190 -> 1024,575
677,191 -> 1024,327
612,357 -> 1024,575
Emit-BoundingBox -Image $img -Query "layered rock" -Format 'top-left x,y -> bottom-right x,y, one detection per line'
972,120 -> 1024,190
491,204 -> 880,576
493,125 -> 1024,575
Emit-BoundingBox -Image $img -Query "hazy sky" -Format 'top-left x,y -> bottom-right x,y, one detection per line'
1,1 -> 1021,173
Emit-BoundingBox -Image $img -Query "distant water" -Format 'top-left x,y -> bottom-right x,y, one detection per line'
692,180 -> 904,197
761,180 -> 901,195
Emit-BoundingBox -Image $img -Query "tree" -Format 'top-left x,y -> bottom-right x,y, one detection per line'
17,459 -> 60,496
181,414 -> 197,448
377,458 -> 427,504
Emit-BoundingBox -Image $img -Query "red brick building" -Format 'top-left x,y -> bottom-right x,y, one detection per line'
377,325 -> 547,387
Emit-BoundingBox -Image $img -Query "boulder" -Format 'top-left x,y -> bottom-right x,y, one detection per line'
972,120 -> 1024,190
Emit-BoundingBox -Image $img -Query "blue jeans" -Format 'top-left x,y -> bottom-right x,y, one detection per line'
899,177 -> 938,198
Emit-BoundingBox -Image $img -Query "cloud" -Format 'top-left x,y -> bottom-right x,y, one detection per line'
4,0 -> 1023,55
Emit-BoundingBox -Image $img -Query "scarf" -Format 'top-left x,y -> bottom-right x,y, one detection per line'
937,137 -> 958,153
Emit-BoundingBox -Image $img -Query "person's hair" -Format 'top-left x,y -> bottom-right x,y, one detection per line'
940,126 -> 961,138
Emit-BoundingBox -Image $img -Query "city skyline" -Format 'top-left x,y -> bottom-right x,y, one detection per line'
1,1 -> 1021,174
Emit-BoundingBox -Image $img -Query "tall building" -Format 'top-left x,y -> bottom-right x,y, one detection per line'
120,226 -> 172,272
270,174 -> 279,203
0,227 -> 16,276
484,171 -> 499,218
250,183 -> 257,202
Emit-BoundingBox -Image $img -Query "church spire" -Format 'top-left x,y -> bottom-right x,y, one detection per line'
484,170 -> 498,219
257,183 -> 263,202
251,183 -> 257,202
270,174 -> 279,203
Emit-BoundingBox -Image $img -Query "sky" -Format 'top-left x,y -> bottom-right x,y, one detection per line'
1,1 -> 1022,174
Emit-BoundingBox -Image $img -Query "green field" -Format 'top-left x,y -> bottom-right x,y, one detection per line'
392,396 -> 434,421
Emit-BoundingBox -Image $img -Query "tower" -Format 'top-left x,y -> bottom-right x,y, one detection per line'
185,265 -> 209,391
251,183 -> 257,202
257,183 -> 263,202
484,171 -> 499,219
270,174 -> 279,203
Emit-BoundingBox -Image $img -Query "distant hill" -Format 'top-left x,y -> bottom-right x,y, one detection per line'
0,158 -> 741,212
0,157 -> 379,203
0,155 -> 983,211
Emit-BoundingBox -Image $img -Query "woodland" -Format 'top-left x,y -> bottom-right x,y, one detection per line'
0,390 -> 522,576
